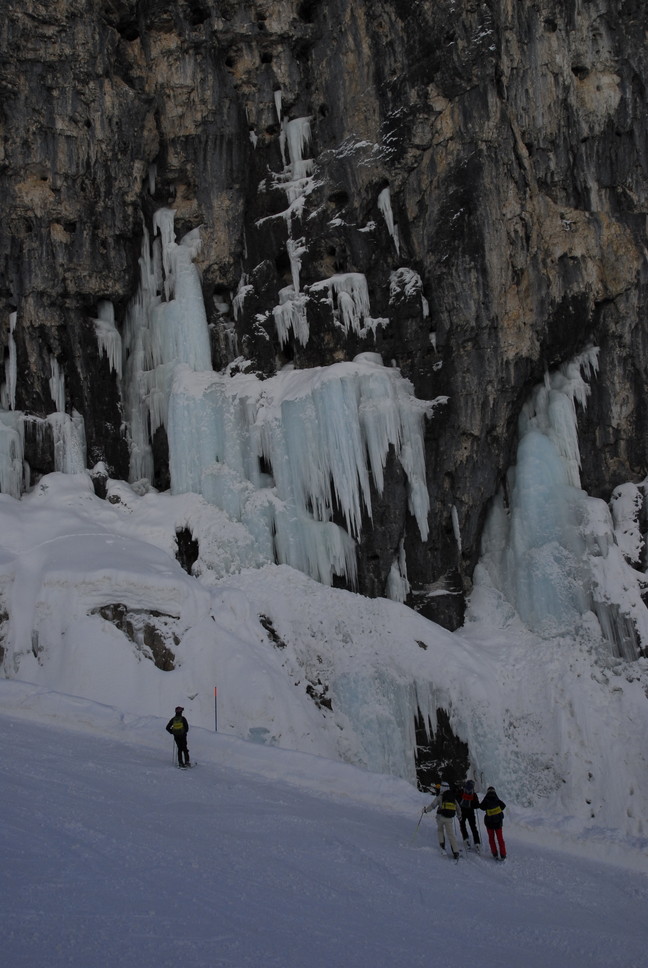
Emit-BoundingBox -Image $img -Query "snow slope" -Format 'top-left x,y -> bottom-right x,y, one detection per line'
1,472 -> 648,853
1,680 -> 646,968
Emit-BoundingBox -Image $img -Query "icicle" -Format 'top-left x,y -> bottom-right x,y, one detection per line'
309,274 -> 372,336
49,356 -> 65,413
287,237 -> 307,293
3,312 -> 17,411
284,117 -> 312,179
94,301 -> 122,378
273,288 -> 310,347
451,505 -> 462,552
378,187 -> 400,255
386,542 -> 410,602
152,208 -> 177,301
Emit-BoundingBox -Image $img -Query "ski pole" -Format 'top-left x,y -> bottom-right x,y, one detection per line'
171,739 -> 176,766
411,807 -> 425,842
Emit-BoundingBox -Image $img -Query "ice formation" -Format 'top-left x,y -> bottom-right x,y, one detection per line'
94,301 -> 122,377
48,411 -> 87,475
119,207 -> 437,591
122,212 -> 211,482
49,356 -> 65,413
168,355 -> 437,587
377,186 -> 400,255
389,268 -> 429,319
1,311 -> 17,411
475,348 -> 648,657
0,411 -> 23,498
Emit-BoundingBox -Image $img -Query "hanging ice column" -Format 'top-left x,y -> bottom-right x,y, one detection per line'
474,348 -> 648,657
122,210 -> 212,482
261,104 -> 316,348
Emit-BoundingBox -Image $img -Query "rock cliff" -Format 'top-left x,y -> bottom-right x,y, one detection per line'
2,0 -> 648,629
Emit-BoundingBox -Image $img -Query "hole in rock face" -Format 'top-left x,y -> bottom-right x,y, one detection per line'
328,190 -> 349,207
186,1 -> 210,26
297,0 -> 319,23
117,20 -> 139,42
274,249 -> 292,284
261,51 -> 273,64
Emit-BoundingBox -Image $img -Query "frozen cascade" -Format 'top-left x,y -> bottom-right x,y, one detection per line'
49,357 -> 65,414
1,311 -> 17,411
168,355 -> 437,587
385,541 -> 410,603
120,207 -> 437,591
273,287 -> 309,347
122,212 -> 212,482
93,301 -> 122,378
309,273 -> 376,338
474,348 -> 648,656
263,107 -> 317,346
0,410 -> 24,497
47,411 -> 87,475
377,187 -> 400,255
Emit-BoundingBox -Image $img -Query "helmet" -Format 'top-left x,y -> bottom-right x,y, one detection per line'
440,781 -> 450,791
487,785 -> 495,793
175,706 -> 184,713
464,780 -> 475,792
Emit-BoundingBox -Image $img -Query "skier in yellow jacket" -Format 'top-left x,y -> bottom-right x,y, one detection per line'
166,705 -> 191,768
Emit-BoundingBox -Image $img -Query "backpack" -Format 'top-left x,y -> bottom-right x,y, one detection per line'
170,716 -> 185,733
439,796 -> 457,818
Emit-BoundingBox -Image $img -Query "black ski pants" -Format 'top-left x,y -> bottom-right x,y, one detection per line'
173,734 -> 190,766
459,811 -> 481,845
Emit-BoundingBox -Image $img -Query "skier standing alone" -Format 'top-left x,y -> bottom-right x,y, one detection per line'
166,705 -> 191,768
424,781 -> 462,859
479,786 -> 507,860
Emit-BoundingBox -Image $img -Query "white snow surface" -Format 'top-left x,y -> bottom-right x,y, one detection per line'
1,681 -> 646,968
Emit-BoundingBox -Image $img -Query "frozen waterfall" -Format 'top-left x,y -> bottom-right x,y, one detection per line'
474,349 -> 648,658
122,209 -> 437,591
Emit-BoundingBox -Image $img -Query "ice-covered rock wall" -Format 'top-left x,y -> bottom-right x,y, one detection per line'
1,0 -> 648,623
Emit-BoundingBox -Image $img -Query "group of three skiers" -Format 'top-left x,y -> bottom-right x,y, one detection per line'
423,779 -> 507,861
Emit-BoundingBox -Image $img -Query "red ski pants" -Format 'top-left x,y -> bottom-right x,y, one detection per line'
487,826 -> 506,858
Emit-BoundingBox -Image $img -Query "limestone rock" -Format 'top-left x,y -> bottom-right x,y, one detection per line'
2,1 -> 648,625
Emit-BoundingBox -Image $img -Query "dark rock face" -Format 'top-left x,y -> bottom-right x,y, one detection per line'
2,1 -> 648,622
